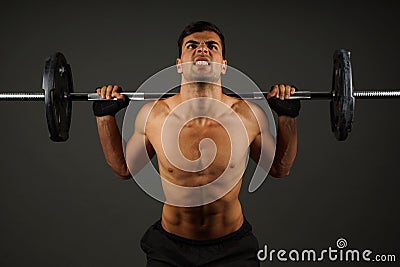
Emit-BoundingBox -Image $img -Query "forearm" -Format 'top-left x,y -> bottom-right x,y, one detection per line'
270,116 -> 298,178
96,116 -> 131,179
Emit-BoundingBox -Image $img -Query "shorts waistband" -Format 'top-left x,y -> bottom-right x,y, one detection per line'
154,217 -> 252,246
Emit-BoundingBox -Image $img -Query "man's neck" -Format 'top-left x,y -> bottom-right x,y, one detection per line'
179,82 -> 223,101
175,82 -> 225,120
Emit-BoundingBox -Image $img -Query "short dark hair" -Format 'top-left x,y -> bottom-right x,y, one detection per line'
177,21 -> 226,59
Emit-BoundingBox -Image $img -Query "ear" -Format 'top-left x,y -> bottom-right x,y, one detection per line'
221,59 -> 228,75
176,58 -> 183,73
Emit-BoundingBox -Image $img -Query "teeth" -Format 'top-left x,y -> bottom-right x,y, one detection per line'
195,61 -> 209,65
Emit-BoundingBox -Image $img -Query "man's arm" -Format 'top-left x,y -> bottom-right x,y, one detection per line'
124,102 -> 155,176
267,84 -> 299,178
249,84 -> 299,178
96,116 -> 131,179
269,116 -> 297,177
94,85 -> 155,179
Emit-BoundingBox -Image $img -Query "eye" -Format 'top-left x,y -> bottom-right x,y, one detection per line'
208,44 -> 218,50
187,44 -> 197,49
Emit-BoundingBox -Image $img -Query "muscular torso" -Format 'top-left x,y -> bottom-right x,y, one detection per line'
144,94 -> 260,240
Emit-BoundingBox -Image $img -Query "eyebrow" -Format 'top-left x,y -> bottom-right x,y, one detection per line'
184,40 -> 220,47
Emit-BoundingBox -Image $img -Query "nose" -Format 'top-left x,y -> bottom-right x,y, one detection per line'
196,42 -> 209,54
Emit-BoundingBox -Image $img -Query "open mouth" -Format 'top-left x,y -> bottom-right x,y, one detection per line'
194,60 -> 210,66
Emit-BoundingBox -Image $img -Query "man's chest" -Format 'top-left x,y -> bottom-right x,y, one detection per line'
146,117 -> 253,172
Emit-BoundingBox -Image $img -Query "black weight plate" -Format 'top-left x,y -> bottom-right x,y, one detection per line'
330,49 -> 355,141
42,52 -> 73,142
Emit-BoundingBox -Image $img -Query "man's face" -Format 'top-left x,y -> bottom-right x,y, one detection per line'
176,31 -> 227,83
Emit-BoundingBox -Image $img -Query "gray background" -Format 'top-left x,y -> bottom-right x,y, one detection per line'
0,0 -> 399,266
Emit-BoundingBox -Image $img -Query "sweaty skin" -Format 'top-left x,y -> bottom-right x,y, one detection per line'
95,31 -> 298,240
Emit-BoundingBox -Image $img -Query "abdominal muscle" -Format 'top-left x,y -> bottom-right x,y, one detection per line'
161,177 -> 244,240
157,148 -> 246,240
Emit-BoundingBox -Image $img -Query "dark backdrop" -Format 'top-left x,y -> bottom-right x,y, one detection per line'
0,0 -> 399,266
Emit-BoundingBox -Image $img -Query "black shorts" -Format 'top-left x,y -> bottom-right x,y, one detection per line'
140,218 -> 260,267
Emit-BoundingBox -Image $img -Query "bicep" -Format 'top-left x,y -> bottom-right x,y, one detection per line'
250,131 -> 275,170
125,103 -> 155,176
248,103 -> 276,171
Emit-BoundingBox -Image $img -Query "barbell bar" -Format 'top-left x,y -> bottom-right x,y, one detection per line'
0,49 -> 399,142
2,90 -> 400,101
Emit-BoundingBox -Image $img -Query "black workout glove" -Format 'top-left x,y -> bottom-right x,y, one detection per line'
92,87 -> 129,117
267,88 -> 301,118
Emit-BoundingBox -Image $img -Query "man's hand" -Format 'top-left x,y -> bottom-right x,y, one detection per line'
266,84 -> 300,118
92,85 -> 129,117
267,84 -> 296,100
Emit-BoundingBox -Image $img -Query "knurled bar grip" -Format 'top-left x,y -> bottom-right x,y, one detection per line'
0,92 -> 45,101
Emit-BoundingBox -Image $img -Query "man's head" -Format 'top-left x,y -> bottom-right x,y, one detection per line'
177,21 -> 226,59
176,21 -> 227,83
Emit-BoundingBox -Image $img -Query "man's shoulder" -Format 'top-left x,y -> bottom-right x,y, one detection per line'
228,96 -> 262,118
134,99 -> 167,123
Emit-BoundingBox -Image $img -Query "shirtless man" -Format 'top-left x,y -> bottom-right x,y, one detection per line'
93,21 -> 299,266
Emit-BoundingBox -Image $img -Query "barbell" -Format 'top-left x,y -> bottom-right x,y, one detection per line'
0,49 -> 399,142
